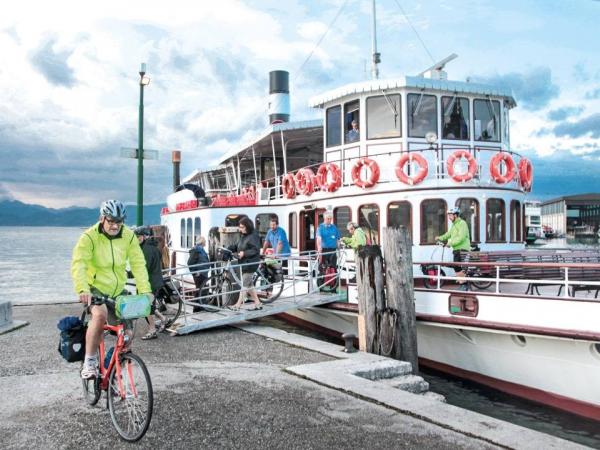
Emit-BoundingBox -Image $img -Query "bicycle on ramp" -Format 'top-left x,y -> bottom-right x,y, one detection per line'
81,295 -> 153,442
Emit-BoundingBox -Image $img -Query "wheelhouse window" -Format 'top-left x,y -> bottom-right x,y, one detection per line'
486,199 -> 505,242
334,206 -> 352,238
255,213 -> 275,243
344,100 -> 360,144
408,93 -> 437,138
180,219 -> 185,248
388,201 -> 412,239
421,199 -> 447,244
326,105 -> 342,147
225,214 -> 248,227
456,198 -> 479,242
194,217 -> 201,243
474,99 -> 500,142
442,96 -> 469,140
186,218 -> 193,248
288,212 -> 297,247
510,200 -> 522,242
367,94 -> 401,139
358,204 -> 380,245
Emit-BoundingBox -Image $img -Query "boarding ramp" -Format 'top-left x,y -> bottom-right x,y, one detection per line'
165,250 -> 347,335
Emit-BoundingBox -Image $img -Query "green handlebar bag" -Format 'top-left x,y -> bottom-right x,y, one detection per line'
115,294 -> 152,320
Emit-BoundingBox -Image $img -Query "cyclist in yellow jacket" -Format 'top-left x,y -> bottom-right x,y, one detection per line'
71,200 -> 152,379
435,206 -> 471,290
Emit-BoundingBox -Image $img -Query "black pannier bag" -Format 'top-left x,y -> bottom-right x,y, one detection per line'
57,316 -> 86,363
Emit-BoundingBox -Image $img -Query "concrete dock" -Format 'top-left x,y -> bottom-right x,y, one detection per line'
0,304 -> 590,449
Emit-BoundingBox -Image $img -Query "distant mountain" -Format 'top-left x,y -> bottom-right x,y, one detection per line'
0,200 -> 163,226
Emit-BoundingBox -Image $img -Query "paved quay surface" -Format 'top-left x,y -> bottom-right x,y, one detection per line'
0,304 -> 589,449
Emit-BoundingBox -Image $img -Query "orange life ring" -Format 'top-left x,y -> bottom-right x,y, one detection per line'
282,173 -> 296,199
395,153 -> 428,185
351,158 -> 380,189
294,168 -> 314,196
316,163 -> 342,192
518,158 -> 533,191
447,150 -> 477,182
490,152 -> 516,184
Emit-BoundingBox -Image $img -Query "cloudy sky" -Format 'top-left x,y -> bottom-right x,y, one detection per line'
0,0 -> 599,210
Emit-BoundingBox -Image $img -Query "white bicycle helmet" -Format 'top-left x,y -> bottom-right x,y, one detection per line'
100,199 -> 126,221
448,206 -> 461,215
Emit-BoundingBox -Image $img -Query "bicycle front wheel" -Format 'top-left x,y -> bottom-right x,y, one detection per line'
108,352 -> 153,442
254,271 -> 284,304
202,276 -> 236,307
157,290 -> 182,329
471,279 -> 493,290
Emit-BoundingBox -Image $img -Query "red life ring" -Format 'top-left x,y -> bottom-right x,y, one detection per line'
282,173 -> 296,199
518,158 -> 533,191
316,163 -> 342,192
395,153 -> 428,185
294,168 -> 314,195
351,158 -> 380,189
490,152 -> 516,184
446,150 -> 477,182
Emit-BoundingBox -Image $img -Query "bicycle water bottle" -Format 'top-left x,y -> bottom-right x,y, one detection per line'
104,346 -> 114,369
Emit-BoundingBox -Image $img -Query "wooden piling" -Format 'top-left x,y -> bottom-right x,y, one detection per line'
356,245 -> 385,353
383,226 -> 418,372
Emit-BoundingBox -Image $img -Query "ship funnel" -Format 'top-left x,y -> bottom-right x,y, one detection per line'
172,150 -> 181,192
268,70 -> 290,124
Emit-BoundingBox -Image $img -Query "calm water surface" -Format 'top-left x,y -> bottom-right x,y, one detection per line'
2,227 -> 599,447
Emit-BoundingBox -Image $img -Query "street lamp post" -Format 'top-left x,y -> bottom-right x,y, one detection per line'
137,63 -> 150,226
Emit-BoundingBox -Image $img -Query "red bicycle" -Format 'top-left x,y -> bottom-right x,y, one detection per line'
82,295 -> 153,442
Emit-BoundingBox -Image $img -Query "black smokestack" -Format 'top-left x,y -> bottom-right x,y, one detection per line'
172,150 -> 181,192
268,70 -> 290,124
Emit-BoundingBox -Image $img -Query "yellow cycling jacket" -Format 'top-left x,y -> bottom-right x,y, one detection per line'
71,223 -> 151,297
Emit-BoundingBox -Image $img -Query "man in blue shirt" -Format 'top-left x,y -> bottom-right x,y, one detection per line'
317,210 -> 340,269
263,215 -> 291,257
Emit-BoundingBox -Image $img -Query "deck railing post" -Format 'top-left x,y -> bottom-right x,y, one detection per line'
495,266 -> 500,294
564,266 -> 570,298
436,264 -> 441,289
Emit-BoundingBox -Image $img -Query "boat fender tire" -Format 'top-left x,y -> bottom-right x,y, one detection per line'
351,158 -> 380,189
490,152 -> 516,184
316,163 -> 342,192
518,158 -> 533,191
282,173 -> 296,199
446,150 -> 477,182
395,153 -> 428,185
294,168 -> 315,196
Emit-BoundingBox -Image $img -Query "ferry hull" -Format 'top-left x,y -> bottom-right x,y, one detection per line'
280,307 -> 600,421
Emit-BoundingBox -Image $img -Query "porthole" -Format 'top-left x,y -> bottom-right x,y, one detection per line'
590,343 -> 600,361
511,335 -> 527,347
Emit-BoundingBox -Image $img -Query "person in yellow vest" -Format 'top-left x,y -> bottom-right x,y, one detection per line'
341,222 -> 367,250
435,207 -> 471,290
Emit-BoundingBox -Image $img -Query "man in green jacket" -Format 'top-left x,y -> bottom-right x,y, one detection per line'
72,200 -> 152,379
341,222 -> 367,250
435,207 -> 471,290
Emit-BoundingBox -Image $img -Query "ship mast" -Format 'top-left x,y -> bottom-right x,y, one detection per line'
371,0 -> 381,79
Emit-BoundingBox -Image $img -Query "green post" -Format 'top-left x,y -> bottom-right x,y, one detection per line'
136,63 -> 148,226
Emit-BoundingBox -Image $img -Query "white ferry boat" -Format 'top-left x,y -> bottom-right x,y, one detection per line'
159,36 -> 600,422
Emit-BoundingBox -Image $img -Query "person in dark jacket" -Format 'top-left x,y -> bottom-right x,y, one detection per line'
188,235 -> 210,310
134,226 -> 166,340
227,216 -> 262,311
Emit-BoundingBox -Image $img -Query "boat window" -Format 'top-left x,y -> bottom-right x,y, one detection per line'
387,201 -> 411,239
456,198 -> 479,242
421,199 -> 447,244
255,213 -> 276,243
326,105 -> 342,147
344,100 -> 360,144
408,93 -> 437,138
358,204 -> 380,245
180,219 -> 185,248
442,96 -> 469,140
288,212 -> 297,247
474,99 -> 500,142
511,200 -> 522,242
367,94 -> 401,139
194,217 -> 201,243
334,206 -> 352,238
486,198 -> 506,242
225,214 -> 248,227
186,218 -> 193,248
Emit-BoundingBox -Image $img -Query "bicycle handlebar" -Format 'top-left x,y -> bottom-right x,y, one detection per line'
90,294 -> 116,307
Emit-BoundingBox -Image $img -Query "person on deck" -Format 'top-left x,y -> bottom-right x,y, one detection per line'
317,211 -> 341,269
341,222 -> 367,250
72,200 -> 152,379
435,206 -> 471,290
346,120 -> 360,142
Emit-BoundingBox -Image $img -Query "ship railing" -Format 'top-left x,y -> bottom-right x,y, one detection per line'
413,259 -> 600,299
161,249 -> 347,320
256,146 -> 525,202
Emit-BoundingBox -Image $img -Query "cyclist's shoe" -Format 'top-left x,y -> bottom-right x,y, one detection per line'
81,362 -> 99,379
142,330 -> 158,340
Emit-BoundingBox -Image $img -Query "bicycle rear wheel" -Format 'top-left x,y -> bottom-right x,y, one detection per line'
156,289 -> 182,328
82,373 -> 101,406
254,271 -> 284,304
201,276 -> 236,307
108,352 -> 153,442
423,268 -> 445,289
471,279 -> 493,290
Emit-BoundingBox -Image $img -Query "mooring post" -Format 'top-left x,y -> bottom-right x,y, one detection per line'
356,245 -> 385,353
383,226 -> 418,372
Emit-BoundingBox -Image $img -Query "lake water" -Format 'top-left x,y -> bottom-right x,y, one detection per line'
1,226 -> 599,447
